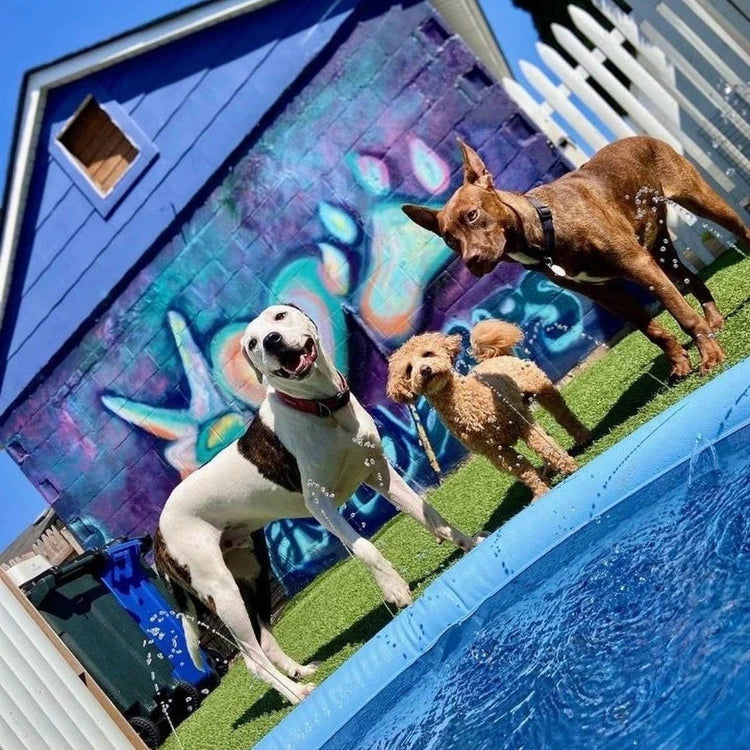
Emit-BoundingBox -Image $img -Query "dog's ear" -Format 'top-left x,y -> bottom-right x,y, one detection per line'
458,140 -> 494,191
445,334 -> 463,362
402,204 -> 440,236
386,360 -> 416,404
242,347 -> 264,384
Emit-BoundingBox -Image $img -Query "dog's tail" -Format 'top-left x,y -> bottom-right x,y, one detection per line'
471,319 -> 524,361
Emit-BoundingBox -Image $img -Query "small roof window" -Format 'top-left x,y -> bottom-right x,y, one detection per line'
57,97 -> 139,196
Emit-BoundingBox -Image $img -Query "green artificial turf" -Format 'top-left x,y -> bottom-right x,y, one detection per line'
162,249 -> 749,750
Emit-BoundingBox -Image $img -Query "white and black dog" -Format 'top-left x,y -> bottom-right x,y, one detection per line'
155,303 -> 479,704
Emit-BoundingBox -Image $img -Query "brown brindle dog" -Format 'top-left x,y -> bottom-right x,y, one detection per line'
402,136 -> 750,378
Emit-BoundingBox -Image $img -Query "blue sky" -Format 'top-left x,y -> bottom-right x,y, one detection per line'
0,451 -> 46,551
0,0 -> 542,189
0,0 -> 542,551
0,0 -> 193,190
478,0 -> 542,82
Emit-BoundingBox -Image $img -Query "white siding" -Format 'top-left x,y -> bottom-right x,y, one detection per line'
0,575 -> 137,750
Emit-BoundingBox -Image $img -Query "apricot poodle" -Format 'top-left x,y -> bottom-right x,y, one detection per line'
387,320 -> 592,498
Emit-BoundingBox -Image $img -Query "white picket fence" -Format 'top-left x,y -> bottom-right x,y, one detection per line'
503,0 -> 750,270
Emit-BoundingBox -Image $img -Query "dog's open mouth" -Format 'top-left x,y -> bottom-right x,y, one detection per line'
274,338 -> 317,379
420,370 -> 448,394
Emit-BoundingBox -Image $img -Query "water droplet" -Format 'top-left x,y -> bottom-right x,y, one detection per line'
688,433 -> 719,488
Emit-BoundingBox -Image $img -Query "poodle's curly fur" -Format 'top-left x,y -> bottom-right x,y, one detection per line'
387,320 -> 591,498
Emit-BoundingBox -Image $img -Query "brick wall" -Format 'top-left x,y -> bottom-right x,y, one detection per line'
0,1 -> 617,593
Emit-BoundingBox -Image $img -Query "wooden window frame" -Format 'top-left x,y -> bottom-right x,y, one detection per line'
57,97 -> 139,197
50,88 -> 158,218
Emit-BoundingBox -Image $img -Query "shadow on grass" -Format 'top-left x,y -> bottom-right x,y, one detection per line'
232,687 -> 288,729
699,246 -> 745,279
573,246 -> 747,445
484,483 -> 533,533
586,288 -> 750,447
588,355 -> 672,442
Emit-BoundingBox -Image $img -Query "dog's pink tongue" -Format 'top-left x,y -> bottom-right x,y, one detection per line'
294,352 -> 313,374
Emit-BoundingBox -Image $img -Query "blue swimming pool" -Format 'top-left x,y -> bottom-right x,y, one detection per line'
258,358 -> 750,750
322,425 -> 749,749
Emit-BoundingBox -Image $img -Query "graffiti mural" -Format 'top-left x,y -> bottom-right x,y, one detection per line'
1,6 -> 620,594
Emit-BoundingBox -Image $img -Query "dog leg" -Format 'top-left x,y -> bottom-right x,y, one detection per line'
662,154 -> 750,245
537,385 -> 592,446
491,446 -> 550,499
367,460 -> 478,550
259,626 -> 319,679
658,232 -> 724,332
622,253 -> 725,374
209,585 -> 313,703
223,545 -> 318,681
303,483 -> 412,608
182,541 -> 312,704
520,368 -> 592,447
523,424 -> 578,476
556,278 -> 692,378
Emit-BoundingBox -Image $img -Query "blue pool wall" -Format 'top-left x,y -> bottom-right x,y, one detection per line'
257,355 -> 750,750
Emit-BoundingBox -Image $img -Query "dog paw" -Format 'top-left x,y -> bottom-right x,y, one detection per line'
669,350 -> 692,380
297,682 -> 316,701
433,524 -> 471,551
452,532 -> 477,552
379,573 -> 412,608
708,315 -> 725,333
699,339 -> 725,374
290,661 -> 319,679
561,457 -> 578,475
575,428 -> 593,447
472,531 -> 490,545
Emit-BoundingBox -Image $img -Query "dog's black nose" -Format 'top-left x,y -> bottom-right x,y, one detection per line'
465,258 -> 483,276
464,253 -> 489,277
420,364 -> 432,377
263,331 -> 282,351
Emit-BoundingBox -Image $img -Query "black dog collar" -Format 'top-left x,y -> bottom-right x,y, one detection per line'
526,196 -> 565,277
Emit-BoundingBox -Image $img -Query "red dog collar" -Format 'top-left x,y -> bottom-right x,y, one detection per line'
275,372 -> 351,418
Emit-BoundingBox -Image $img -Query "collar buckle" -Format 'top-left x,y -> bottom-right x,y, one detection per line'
317,401 -> 333,418
526,196 -> 563,275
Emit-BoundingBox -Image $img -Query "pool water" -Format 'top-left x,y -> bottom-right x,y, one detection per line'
325,425 -> 750,750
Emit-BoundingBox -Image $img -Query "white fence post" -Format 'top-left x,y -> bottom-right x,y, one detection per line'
697,0 -> 750,52
502,77 -> 589,167
500,0 -> 749,268
571,3 -> 750,207
568,6 -> 680,126
535,42 -> 636,140
595,0 -> 750,211
552,22 -> 683,150
518,60 -> 610,152
625,0 -> 750,173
